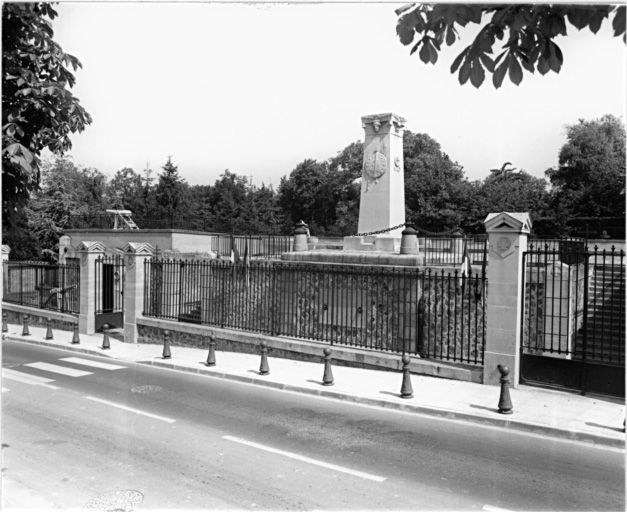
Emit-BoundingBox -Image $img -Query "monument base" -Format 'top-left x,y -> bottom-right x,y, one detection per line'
282,250 -> 423,267
343,235 -> 401,253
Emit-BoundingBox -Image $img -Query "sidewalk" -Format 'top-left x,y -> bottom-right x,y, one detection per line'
3,323 -> 625,449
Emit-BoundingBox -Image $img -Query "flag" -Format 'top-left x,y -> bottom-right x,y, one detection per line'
459,239 -> 471,291
229,236 -> 241,264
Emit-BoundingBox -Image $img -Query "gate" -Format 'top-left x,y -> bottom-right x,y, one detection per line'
521,241 -> 625,397
95,256 -> 125,331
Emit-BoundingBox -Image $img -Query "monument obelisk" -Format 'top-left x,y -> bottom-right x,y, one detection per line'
345,112 -> 406,252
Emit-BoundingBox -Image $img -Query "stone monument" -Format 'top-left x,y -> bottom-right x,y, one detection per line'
344,112 -> 406,252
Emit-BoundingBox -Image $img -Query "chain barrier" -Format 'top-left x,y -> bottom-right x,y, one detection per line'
353,223 -> 407,237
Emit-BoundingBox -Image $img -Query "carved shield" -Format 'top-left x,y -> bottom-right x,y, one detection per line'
363,150 -> 387,183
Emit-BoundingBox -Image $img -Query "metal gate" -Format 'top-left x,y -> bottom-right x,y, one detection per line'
520,241 -> 625,397
95,255 -> 125,331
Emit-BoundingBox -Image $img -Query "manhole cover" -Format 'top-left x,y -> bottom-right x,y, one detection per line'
84,489 -> 144,512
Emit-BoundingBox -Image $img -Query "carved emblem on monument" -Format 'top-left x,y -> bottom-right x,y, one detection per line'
363,138 -> 387,190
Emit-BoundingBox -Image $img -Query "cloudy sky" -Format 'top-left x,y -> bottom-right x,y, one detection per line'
51,2 -> 626,187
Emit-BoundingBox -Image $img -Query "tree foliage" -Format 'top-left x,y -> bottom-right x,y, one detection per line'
2,3 -> 92,227
546,115 -> 626,220
396,3 -> 626,88
154,157 -> 187,223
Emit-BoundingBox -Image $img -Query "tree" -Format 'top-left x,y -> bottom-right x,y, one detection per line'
396,4 -> 626,88
154,157 -> 187,225
546,115 -> 626,220
22,157 -> 107,260
403,131 -> 471,232
2,3 -> 91,231
107,167 -> 145,214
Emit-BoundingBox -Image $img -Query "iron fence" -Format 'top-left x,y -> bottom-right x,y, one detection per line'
210,234 -> 293,260
95,256 -> 125,315
419,236 -> 487,267
2,261 -> 80,314
144,259 -> 486,365
522,244 -> 625,365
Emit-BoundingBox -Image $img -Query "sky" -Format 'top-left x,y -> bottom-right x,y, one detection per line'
50,2 -> 626,187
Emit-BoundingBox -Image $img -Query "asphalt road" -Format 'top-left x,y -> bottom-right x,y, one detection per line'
2,339 -> 624,511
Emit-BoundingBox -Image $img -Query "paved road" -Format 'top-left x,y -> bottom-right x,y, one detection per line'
2,340 -> 624,510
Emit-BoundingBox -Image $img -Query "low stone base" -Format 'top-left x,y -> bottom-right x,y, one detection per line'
343,235 -> 401,252
282,250 -> 423,267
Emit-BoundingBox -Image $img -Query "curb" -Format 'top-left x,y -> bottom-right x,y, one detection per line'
6,335 -> 625,450
141,358 -> 625,449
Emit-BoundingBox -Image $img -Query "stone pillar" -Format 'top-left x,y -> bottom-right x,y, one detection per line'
123,242 -> 154,344
77,241 -> 106,335
358,113 -> 406,237
58,235 -> 71,264
483,212 -> 532,386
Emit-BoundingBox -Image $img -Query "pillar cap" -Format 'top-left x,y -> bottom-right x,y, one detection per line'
76,241 -> 107,253
294,221 -> 308,235
1,245 -> 10,255
123,242 -> 154,256
401,225 -> 417,236
484,212 -> 532,234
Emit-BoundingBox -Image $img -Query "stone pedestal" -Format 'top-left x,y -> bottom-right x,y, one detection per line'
123,242 -> 154,343
77,241 -> 106,335
357,112 -> 406,238
482,212 -> 532,386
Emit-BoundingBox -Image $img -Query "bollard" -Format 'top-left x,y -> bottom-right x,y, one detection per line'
101,323 -> 111,350
205,335 -> 216,366
162,330 -> 172,359
497,364 -> 514,414
2,312 -> 8,333
259,342 -> 270,375
400,354 -> 414,399
322,348 -> 334,386
21,315 -> 30,336
45,318 -> 54,340
71,324 -> 80,344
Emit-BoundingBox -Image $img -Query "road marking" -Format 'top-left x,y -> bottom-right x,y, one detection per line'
24,362 -> 93,377
222,435 -> 386,482
84,396 -> 176,424
483,505 -> 514,512
59,357 -> 126,371
2,369 -> 60,390
2,387 -> 9,392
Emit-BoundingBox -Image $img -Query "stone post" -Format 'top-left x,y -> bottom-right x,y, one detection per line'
123,242 -> 154,344
483,212 -> 532,386
77,241 -> 106,335
293,221 -> 309,252
2,245 -> 10,302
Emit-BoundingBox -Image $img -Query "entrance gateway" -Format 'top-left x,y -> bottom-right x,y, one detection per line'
520,240 -> 625,397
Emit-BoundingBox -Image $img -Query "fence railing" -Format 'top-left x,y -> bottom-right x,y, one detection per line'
210,234 -> 293,260
522,245 -> 625,366
2,261 -> 80,315
419,236 -> 487,267
144,259 -> 486,365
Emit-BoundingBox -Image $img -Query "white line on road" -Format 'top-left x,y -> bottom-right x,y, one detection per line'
2,369 -> 60,390
483,505 -> 514,512
59,357 -> 127,371
84,396 -> 176,423
2,387 -> 9,392
222,435 -> 386,482
24,362 -> 93,377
